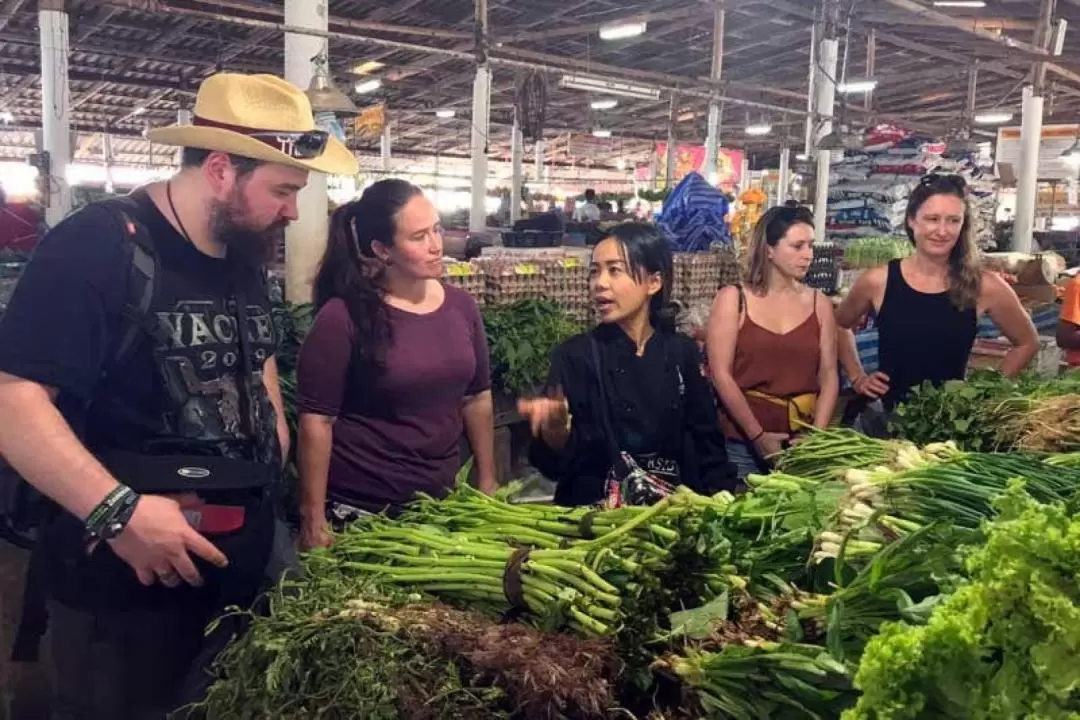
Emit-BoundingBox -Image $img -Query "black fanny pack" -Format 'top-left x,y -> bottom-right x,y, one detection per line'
96,449 -> 276,496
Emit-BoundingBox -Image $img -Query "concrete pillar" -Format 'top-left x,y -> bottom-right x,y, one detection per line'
283,0 -> 329,303
380,122 -> 391,173
469,65 -> 492,232
1013,0 -> 1055,252
665,94 -> 677,188
469,0 -> 491,233
510,110 -> 523,224
703,5 -> 725,182
813,34 -> 839,243
534,140 -> 545,182
39,0 -> 72,225
103,132 -> 114,195
777,146 -> 791,206
1013,86 -> 1043,253
804,21 -> 817,158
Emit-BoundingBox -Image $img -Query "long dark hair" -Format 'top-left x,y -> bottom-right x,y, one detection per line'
599,222 -> 676,332
313,179 -> 424,371
905,174 -> 980,310
745,204 -> 815,293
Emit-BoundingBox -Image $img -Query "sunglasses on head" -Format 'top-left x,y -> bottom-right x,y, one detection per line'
919,173 -> 967,192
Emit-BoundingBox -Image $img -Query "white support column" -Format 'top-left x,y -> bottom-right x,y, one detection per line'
469,0 -> 491,233
777,146 -> 791,206
39,0 -> 71,225
703,4 -> 725,183
813,34 -> 839,243
103,132 -> 114,195
380,122 -> 392,173
665,94 -> 677,188
283,0 -> 329,303
177,107 -> 193,125
510,110 -> 523,224
469,65 -> 492,232
534,140 -> 545,182
1013,85 -> 1043,253
803,21 -> 817,158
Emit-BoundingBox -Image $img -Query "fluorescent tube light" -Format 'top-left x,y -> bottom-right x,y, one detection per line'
560,74 -> 661,101
592,129 -> 613,138
599,22 -> 647,41
590,99 -> 619,110
435,109 -> 456,119
354,79 -> 382,94
974,111 -> 1014,124
837,78 -> 878,94
745,123 -> 772,136
932,1 -> 986,7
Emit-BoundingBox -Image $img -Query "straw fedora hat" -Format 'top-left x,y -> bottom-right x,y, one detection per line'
147,73 -> 359,176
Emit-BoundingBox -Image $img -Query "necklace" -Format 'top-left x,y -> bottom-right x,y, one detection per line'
166,180 -> 195,246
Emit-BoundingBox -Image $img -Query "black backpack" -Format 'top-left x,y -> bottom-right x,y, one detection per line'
0,194 -> 159,549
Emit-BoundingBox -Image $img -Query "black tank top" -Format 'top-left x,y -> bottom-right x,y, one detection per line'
876,259 -> 977,410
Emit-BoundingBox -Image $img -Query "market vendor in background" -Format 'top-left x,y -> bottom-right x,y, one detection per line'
296,179 -> 496,550
837,174 -> 1038,417
1057,272 -> 1080,368
707,205 -> 839,479
519,223 -> 736,507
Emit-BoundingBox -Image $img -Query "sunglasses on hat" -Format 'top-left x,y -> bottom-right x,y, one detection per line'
194,115 -> 329,160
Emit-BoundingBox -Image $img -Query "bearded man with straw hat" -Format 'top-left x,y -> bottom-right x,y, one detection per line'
0,72 -> 357,717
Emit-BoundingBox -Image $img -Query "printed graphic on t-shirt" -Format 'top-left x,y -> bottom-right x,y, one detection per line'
153,297 -> 279,463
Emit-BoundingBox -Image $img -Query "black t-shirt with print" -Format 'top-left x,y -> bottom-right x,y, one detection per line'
0,191 -> 280,465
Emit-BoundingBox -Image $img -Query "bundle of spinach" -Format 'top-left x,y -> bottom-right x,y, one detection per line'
482,298 -> 582,396
890,369 -> 1080,451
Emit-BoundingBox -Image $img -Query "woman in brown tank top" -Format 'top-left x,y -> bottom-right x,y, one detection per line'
706,205 -> 839,479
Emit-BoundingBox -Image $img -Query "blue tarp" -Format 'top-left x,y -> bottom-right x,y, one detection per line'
656,172 -> 733,252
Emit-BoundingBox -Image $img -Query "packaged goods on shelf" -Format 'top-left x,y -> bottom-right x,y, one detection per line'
477,258 -> 548,305
843,237 -> 914,270
442,260 -> 487,305
672,247 -> 741,306
827,125 -> 999,248
806,242 -> 844,293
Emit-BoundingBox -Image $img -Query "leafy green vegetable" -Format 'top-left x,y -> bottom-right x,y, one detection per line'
845,486 -> 1080,720
481,298 -> 582,396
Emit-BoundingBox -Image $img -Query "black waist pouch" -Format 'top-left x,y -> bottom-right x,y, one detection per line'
41,451 -> 278,612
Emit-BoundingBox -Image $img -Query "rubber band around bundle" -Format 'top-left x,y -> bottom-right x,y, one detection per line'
502,546 -> 532,610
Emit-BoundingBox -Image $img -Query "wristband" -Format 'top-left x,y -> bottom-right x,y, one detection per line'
84,485 -> 141,544
750,430 -> 765,443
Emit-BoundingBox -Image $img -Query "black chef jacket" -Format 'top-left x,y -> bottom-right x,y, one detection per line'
530,324 -> 737,506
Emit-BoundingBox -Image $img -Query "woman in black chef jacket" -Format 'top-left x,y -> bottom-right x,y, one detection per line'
519,223 -> 737,507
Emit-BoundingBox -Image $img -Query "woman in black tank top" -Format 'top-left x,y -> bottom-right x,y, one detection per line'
835,174 -> 1039,412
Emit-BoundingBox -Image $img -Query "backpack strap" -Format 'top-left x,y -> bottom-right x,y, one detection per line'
94,194 -> 169,379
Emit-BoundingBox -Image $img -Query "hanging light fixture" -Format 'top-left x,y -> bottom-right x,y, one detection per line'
305,51 -> 358,115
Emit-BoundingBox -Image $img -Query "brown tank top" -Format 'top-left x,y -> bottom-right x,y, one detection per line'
720,289 -> 822,438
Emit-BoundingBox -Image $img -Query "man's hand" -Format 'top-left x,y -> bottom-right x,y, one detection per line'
107,495 -> 228,588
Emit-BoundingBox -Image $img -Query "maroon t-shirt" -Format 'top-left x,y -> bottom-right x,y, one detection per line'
297,285 -> 491,511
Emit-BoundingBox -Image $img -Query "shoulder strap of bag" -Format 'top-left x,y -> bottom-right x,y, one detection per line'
227,263 -> 261,456
587,334 -> 622,469
95,193 -> 169,378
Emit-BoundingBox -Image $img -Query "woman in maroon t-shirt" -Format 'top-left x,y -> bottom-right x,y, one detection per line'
296,179 -> 496,550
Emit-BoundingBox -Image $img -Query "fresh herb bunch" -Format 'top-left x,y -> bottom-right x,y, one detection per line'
482,298 -> 582,396
194,575 -> 619,720
890,369 -> 1080,452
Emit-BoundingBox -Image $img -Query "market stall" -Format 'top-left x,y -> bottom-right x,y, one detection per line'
194,418 -> 1080,718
